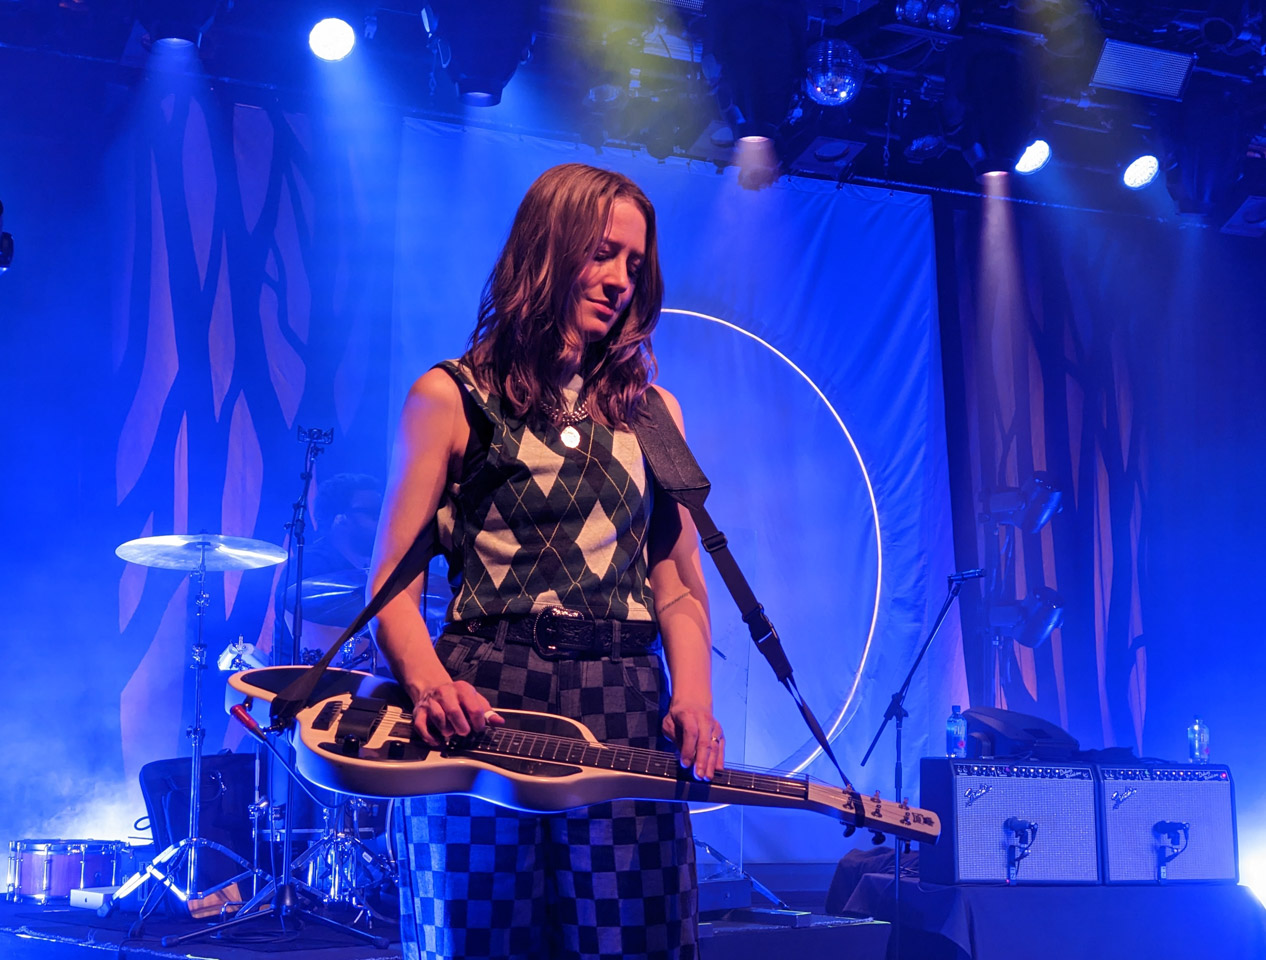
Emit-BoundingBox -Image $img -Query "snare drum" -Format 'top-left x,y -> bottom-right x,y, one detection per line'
6,839 -> 122,903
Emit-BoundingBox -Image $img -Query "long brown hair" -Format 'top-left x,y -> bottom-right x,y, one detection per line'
463,163 -> 664,427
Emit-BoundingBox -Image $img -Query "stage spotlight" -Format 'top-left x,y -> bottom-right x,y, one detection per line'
953,45 -> 1039,181
708,0 -> 805,159
805,40 -> 866,107
1164,75 -> 1249,215
1201,0 -> 1247,48
138,0 -> 218,47
1014,139 -> 1051,175
309,18 -> 356,61
984,473 -> 1062,534
1122,153 -> 1160,190
422,1 -> 538,106
926,1 -> 961,32
990,587 -> 1065,649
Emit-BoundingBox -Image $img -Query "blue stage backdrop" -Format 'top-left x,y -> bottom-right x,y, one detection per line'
391,121 -> 959,863
0,54 -> 397,846
0,70 -> 955,867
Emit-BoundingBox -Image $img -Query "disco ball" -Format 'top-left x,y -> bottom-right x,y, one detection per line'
895,0 -> 929,24
805,40 -> 866,108
926,1 -> 961,31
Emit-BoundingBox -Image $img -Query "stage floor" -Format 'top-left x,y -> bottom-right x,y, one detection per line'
0,900 -> 889,959
842,872 -> 1266,960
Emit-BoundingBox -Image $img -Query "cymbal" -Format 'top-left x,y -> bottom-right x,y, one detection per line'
285,569 -> 449,627
116,534 -> 288,571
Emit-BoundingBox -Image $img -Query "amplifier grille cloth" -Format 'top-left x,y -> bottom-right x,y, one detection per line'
954,773 -> 1099,882
1100,771 -> 1236,882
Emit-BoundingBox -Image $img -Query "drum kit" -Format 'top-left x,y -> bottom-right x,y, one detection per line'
5,529 -> 448,942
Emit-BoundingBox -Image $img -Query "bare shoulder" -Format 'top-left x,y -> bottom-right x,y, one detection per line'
649,384 -> 685,429
406,366 -> 463,413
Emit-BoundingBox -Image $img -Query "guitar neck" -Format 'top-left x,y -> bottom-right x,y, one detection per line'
394,714 -> 835,814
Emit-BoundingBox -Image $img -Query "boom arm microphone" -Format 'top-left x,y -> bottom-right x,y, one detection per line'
1004,817 -> 1036,834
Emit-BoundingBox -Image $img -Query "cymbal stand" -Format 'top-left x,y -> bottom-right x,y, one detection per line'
163,704 -> 388,947
113,545 -> 256,926
164,426 -> 384,948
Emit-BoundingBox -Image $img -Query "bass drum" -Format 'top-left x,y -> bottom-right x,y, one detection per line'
7,839 -> 122,903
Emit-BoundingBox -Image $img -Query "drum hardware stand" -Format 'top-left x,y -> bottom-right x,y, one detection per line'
163,427 -> 384,949
296,798 -> 397,922
247,798 -> 271,899
112,545 -> 257,930
161,704 -> 388,947
860,569 -> 978,960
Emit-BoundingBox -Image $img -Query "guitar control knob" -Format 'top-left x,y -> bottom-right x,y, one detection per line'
341,736 -> 362,758
388,740 -> 406,761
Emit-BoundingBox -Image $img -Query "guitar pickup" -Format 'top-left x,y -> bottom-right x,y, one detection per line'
313,702 -> 341,732
334,696 -> 388,744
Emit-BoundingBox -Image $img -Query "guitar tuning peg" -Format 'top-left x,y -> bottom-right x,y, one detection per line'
842,824 -> 856,838
871,789 -> 882,801
901,797 -> 910,809
870,830 -> 886,846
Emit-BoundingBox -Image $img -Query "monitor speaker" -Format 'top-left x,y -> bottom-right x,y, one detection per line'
1099,764 -> 1238,883
920,758 -> 1101,883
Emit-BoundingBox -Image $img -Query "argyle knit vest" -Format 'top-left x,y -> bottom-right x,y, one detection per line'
435,361 -> 656,623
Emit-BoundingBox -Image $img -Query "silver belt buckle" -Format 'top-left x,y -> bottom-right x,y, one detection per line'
534,606 -> 582,656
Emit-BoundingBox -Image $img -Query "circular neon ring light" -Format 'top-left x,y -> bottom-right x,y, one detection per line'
662,309 -> 883,803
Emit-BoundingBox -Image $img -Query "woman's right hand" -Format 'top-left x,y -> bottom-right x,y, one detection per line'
411,679 -> 504,746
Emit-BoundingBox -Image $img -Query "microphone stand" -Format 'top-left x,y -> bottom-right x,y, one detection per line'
860,572 -> 973,960
165,428 -> 384,948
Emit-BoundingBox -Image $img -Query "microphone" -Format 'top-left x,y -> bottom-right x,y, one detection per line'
0,199 -> 12,272
948,568 -> 986,583
1153,820 -> 1190,879
1004,817 -> 1037,882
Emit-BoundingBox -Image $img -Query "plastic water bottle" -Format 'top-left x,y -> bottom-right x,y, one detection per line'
1187,716 -> 1210,764
946,705 -> 967,758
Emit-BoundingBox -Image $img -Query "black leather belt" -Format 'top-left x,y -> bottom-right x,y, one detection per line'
447,607 -> 660,661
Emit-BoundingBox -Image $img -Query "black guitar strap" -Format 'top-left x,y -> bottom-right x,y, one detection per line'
634,388 -> 855,791
269,388 -> 853,794
269,521 -> 437,727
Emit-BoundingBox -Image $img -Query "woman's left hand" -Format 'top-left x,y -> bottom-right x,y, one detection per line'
663,699 -> 724,781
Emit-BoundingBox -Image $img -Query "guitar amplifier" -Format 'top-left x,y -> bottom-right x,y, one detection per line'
1098,764 -> 1238,883
920,759 -> 1100,884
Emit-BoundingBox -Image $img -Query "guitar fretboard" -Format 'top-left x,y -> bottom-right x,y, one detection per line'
389,715 -> 808,800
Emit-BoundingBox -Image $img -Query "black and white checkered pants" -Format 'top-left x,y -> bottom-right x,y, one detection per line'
394,632 -> 698,960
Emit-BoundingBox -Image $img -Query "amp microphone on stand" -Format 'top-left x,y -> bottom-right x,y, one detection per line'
0,200 -> 13,273
1004,817 -> 1038,883
948,568 -> 986,583
1153,820 -> 1190,881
